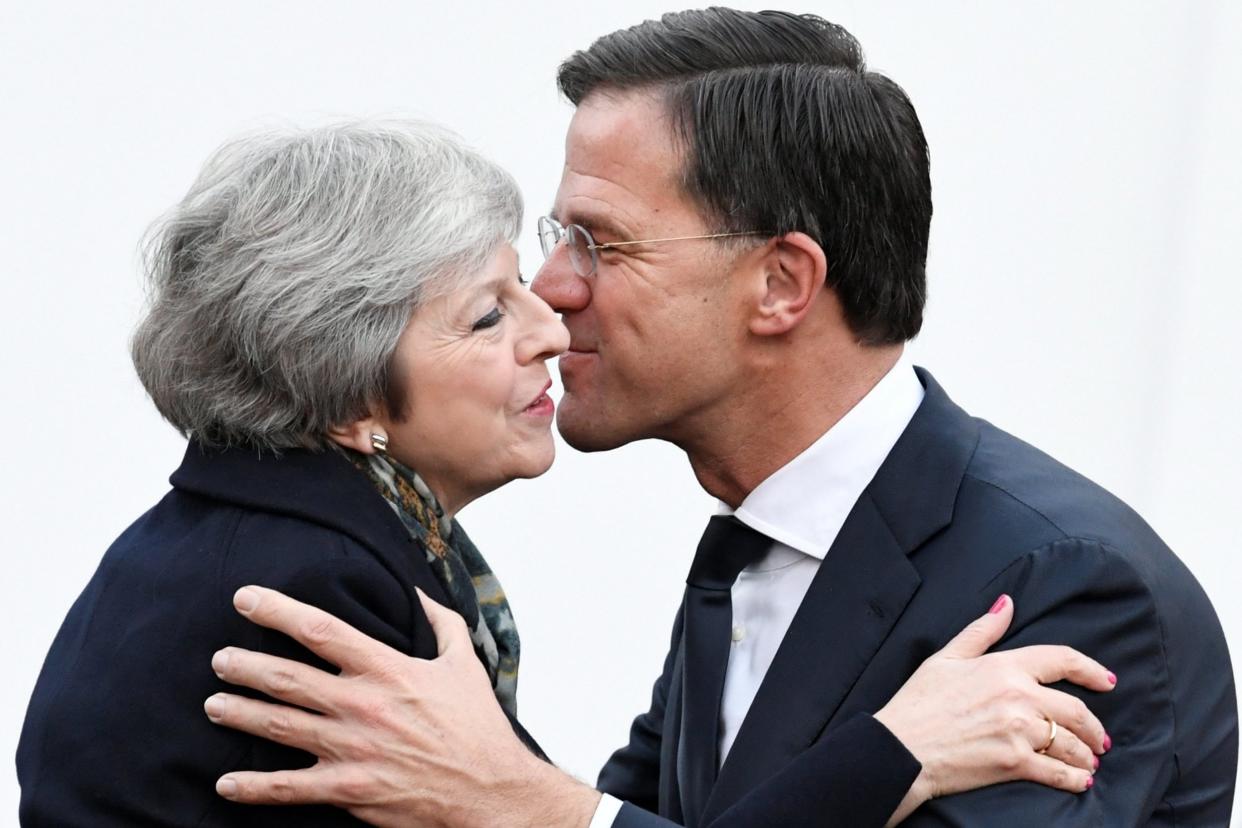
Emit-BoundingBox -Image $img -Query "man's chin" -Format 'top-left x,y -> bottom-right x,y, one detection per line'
555,399 -> 634,453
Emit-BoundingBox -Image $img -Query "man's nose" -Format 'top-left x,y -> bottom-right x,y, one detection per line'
531,253 -> 591,313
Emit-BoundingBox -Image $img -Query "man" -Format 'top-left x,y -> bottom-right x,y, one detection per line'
206,9 -> 1237,825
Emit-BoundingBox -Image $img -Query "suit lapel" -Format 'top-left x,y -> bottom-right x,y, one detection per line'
662,632 -> 686,822
698,368 -> 979,822
701,492 -> 920,822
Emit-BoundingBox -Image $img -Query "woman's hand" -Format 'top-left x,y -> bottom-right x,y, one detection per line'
875,594 -> 1115,825
204,586 -> 599,828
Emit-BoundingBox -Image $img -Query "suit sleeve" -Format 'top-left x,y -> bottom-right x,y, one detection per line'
906,537 -> 1190,826
596,604 -> 685,812
607,713 -> 921,828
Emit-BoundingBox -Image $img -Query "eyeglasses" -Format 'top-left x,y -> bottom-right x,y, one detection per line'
536,215 -> 769,278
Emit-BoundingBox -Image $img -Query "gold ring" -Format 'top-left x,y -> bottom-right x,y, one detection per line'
1036,716 -> 1058,754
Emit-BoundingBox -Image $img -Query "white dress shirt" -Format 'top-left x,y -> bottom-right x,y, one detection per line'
591,355 -> 925,827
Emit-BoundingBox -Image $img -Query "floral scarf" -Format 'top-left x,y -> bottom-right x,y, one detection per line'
339,447 -> 521,718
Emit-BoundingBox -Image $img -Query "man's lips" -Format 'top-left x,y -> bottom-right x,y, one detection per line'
558,349 -> 597,371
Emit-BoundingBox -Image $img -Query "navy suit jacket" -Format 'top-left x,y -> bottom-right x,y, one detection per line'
17,443 -> 539,826
601,369 -> 1238,827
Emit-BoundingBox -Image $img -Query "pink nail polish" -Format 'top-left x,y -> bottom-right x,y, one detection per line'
1085,775 -> 1094,790
1107,671 -> 1117,686
989,595 -> 1008,614
1102,733 -> 1112,752
1092,756 -> 1100,771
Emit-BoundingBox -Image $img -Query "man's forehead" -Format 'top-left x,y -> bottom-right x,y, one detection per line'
553,93 -> 685,228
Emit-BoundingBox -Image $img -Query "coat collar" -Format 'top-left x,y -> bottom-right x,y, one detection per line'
169,442 -> 427,589
697,367 -> 980,822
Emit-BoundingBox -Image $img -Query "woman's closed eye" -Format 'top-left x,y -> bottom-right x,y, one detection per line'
471,307 -> 505,332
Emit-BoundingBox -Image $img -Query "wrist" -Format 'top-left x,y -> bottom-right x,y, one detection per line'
513,757 -> 601,828
884,770 -> 934,828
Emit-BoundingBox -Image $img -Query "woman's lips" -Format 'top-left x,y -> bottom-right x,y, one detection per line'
522,381 -> 555,417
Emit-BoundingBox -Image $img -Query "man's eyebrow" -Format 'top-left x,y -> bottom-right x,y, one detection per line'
557,208 -> 632,240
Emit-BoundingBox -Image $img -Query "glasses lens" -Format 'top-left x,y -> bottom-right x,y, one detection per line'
566,224 -> 595,277
537,216 -> 560,260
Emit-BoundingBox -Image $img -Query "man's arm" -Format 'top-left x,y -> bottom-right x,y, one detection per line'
206,585 -> 601,828
908,537 -> 1236,826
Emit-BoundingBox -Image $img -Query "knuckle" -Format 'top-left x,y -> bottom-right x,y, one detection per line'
1072,700 -> 1091,730
1007,715 -> 1029,736
1000,684 -> 1027,705
266,666 -> 301,697
269,776 -> 296,804
351,697 -> 391,728
266,710 -> 297,741
340,734 -> 379,762
337,770 -> 376,803
302,615 -> 336,645
1050,766 -> 1069,788
998,749 -> 1024,774
365,654 -> 402,682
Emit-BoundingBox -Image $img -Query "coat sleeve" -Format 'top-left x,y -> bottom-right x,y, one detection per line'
906,537 -> 1237,827
198,518 -> 426,827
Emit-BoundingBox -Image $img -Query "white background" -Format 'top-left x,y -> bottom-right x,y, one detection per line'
2,0 -> 1239,822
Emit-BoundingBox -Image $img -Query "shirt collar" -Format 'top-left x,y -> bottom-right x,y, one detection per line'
719,353 -> 925,560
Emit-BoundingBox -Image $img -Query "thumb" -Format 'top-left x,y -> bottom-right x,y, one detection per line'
416,587 -> 471,658
939,594 -> 1014,659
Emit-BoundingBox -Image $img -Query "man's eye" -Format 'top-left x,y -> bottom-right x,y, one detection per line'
471,308 -> 504,331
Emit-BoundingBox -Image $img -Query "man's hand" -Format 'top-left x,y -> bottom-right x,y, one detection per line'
204,585 -> 600,828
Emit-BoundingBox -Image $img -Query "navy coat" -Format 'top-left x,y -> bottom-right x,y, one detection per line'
17,443 -> 502,825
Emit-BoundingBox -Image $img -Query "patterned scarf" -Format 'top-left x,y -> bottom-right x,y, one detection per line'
339,447 -> 521,718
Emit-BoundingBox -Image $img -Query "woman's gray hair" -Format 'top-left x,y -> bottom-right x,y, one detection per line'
131,120 -> 523,451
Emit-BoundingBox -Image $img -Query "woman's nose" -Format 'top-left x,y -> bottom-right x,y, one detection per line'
517,292 -> 571,364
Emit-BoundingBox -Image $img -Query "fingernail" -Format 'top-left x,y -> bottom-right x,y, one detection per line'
204,695 -> 225,721
1107,671 -> 1117,686
234,588 -> 259,613
989,595 -> 1008,614
211,649 -> 230,677
1102,733 -> 1112,752
217,777 -> 238,798
1092,755 -> 1100,770
1084,775 -> 1094,790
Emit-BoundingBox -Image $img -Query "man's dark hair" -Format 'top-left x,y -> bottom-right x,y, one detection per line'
557,8 -> 930,345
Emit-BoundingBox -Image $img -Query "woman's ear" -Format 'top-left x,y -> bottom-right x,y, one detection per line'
748,231 -> 828,337
327,416 -> 385,454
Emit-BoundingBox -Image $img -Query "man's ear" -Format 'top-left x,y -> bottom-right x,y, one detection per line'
327,415 -> 385,454
748,231 -> 828,337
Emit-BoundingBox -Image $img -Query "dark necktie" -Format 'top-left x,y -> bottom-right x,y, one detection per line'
680,515 -> 772,827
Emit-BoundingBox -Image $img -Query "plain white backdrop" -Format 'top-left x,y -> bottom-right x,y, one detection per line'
2,0 -> 1239,821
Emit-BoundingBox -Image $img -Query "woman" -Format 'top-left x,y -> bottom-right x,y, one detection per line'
17,122 -> 1107,827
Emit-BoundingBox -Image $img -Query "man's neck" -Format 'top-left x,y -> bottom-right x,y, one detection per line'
683,345 -> 904,509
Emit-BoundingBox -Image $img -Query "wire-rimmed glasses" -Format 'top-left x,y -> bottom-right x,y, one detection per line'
536,215 -> 770,278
